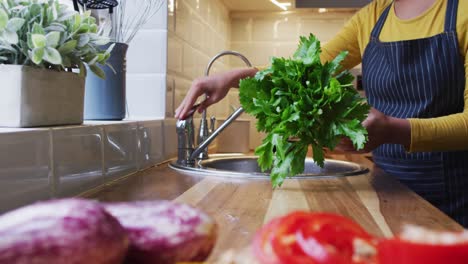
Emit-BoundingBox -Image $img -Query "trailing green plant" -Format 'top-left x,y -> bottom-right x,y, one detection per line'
0,0 -> 113,78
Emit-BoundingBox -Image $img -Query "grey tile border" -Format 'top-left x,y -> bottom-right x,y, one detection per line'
0,119 -> 180,213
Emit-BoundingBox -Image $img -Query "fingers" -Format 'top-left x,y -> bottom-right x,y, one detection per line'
181,89 -> 201,119
337,143 -> 368,154
334,137 -> 360,153
362,110 -> 375,128
197,95 -> 217,113
175,80 -> 204,120
174,98 -> 186,118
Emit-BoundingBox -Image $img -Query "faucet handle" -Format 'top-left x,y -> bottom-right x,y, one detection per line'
176,116 -> 195,166
210,116 -> 216,134
181,103 -> 201,120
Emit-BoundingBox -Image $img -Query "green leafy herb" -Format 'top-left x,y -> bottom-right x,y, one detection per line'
239,34 -> 369,187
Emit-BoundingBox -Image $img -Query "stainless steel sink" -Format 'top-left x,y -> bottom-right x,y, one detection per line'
169,155 -> 368,179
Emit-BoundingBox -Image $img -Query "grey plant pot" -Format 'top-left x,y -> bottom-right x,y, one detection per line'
0,65 -> 85,127
84,42 -> 128,120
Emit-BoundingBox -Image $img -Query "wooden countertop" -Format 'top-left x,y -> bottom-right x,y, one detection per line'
82,153 -> 462,261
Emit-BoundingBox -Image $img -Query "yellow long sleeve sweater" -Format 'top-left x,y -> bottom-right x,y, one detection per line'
320,0 -> 468,152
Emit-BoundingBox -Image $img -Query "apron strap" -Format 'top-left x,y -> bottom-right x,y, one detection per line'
370,3 -> 392,39
444,0 -> 458,32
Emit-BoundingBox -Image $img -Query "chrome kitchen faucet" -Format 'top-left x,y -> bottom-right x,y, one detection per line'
176,51 -> 252,166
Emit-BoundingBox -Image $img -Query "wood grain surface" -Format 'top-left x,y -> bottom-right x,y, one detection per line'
82,153 -> 463,261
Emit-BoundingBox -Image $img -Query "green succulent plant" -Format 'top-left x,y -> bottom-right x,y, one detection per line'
0,0 -> 113,78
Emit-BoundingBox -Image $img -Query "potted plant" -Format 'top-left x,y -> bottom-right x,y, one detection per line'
0,0 -> 113,127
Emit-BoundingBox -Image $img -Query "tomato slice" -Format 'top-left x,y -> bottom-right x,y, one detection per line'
255,211 -> 468,264
270,212 -> 318,264
378,236 -> 468,264
252,218 -> 282,264
298,213 -> 373,259
295,230 -> 348,264
268,212 -> 375,264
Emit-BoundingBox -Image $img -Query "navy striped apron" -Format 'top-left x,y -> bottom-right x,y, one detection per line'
362,0 -> 468,225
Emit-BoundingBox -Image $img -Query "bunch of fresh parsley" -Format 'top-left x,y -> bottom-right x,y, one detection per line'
239,34 -> 369,187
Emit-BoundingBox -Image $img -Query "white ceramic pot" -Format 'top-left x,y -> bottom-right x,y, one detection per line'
0,65 -> 85,127
216,119 -> 250,153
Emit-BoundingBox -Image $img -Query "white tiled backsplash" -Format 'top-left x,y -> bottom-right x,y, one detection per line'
230,11 -> 354,67
126,74 -> 167,118
167,0 -> 231,119
125,0 -> 168,119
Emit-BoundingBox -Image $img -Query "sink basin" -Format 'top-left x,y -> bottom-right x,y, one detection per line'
169,155 -> 368,179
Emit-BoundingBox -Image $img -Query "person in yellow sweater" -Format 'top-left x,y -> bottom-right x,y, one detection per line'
175,0 -> 468,225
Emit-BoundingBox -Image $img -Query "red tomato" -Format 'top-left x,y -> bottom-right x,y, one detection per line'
252,218 -> 281,264
253,211 -> 376,264
378,237 -> 468,264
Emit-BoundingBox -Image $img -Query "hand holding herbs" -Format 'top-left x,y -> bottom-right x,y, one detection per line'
0,0 -> 112,78
239,34 -> 369,187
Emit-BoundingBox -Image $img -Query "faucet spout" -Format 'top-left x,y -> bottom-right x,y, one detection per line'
190,107 -> 245,160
